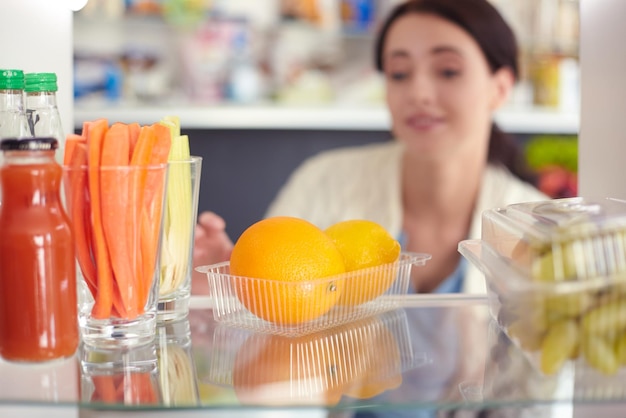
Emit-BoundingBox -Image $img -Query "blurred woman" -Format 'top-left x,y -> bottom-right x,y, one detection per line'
193,0 -> 547,295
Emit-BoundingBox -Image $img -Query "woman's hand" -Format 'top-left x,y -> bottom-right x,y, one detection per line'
192,211 -> 234,295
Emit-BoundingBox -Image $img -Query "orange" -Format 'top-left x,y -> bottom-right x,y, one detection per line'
229,216 -> 346,325
324,220 -> 401,306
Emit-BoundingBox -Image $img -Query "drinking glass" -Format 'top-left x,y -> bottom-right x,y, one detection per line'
157,156 -> 202,322
63,163 -> 168,348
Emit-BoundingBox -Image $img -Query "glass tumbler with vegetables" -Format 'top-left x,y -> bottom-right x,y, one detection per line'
63,119 -> 170,348
157,116 -> 202,322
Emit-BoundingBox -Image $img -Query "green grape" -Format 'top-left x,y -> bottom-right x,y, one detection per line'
540,318 -> 579,375
581,298 -> 626,337
615,333 -> 626,365
582,336 -> 620,375
531,242 -> 578,282
532,250 -> 557,281
544,291 -> 593,318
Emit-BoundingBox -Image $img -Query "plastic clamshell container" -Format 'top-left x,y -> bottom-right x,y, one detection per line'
196,252 -> 430,336
480,197 -> 626,280
202,309 -> 429,406
459,197 -> 626,376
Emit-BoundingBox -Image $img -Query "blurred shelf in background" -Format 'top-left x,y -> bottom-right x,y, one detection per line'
73,103 -> 579,134
73,0 -> 580,135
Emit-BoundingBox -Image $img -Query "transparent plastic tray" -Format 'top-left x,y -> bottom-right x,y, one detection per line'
201,309 -> 428,405
459,198 -> 626,376
196,252 -> 430,336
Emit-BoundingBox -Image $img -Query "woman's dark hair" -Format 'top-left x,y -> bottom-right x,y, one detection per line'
375,0 -> 537,186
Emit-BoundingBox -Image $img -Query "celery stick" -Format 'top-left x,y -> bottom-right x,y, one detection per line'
159,116 -> 193,296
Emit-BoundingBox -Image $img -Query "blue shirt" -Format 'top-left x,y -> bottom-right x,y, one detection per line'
398,231 -> 466,294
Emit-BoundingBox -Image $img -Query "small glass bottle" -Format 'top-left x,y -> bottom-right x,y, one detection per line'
0,69 -> 29,139
0,69 -> 30,206
25,72 -> 65,162
0,137 -> 78,362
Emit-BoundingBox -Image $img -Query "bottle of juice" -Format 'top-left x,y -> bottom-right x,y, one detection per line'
0,137 -> 78,362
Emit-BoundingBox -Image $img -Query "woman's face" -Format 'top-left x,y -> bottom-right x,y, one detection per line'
382,13 -> 512,160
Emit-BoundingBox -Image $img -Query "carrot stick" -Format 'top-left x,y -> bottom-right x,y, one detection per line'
111,279 -> 128,319
80,185 -> 128,319
130,126 -> 157,165
140,171 -> 167,309
131,124 -> 171,312
100,122 -> 138,319
86,118 -> 115,319
128,122 -> 141,161
64,134 -> 85,166
68,143 -> 97,296
126,372 -> 158,404
82,121 -> 91,138
91,375 -> 117,404
149,123 -> 172,165
129,126 -> 159,312
138,123 -> 171,305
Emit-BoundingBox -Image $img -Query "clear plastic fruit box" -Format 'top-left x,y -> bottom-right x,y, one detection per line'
195,252 -> 431,336
201,309 -> 429,406
458,197 -> 626,376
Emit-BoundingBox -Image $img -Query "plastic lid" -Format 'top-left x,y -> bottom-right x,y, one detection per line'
0,69 -> 25,90
0,137 -> 58,151
486,197 -> 626,244
24,72 -> 58,93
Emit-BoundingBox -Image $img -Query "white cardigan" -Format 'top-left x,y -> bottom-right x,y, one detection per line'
266,141 -> 548,294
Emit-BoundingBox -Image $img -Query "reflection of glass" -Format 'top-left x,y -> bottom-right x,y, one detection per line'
158,156 -> 202,322
0,356 -> 79,403
201,309 -> 416,407
79,342 -> 160,406
63,163 -> 168,349
156,319 -> 200,406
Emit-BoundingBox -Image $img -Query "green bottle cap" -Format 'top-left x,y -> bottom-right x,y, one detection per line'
24,72 -> 58,92
0,69 -> 25,90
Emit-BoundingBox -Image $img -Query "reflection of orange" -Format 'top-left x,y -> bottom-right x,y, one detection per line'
340,318 -> 403,399
232,314 -> 404,405
229,217 -> 346,325
232,331 -> 347,406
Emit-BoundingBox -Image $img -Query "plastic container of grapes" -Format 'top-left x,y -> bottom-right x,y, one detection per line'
459,197 -> 626,376
195,252 -> 430,337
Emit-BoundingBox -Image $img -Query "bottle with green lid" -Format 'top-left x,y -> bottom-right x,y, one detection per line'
25,72 -> 65,160
0,69 -> 29,139
0,69 -> 30,206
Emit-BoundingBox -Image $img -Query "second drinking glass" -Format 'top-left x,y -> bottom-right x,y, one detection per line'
157,156 -> 202,322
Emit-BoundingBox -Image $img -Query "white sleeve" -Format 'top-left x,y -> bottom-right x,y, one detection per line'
264,154 -> 334,225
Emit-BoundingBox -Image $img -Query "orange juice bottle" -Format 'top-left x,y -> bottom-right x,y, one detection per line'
0,137 -> 78,362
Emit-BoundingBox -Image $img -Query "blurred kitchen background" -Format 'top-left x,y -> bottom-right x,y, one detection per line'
74,0 -> 579,109
72,0 -> 580,238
